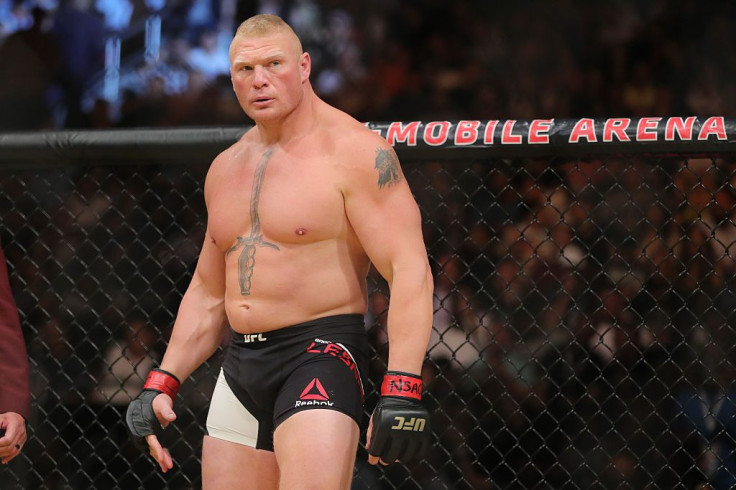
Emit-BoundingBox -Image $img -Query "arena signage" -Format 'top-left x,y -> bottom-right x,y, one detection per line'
370,117 -> 729,149
1,118 -> 735,165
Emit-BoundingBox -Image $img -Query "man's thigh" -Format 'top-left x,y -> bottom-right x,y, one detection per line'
273,409 -> 360,490
202,435 -> 279,490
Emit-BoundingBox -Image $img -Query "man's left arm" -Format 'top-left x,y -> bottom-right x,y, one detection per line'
342,137 -> 433,464
342,139 -> 433,373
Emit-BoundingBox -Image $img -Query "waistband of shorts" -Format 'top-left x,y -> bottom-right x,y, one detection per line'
230,313 -> 365,346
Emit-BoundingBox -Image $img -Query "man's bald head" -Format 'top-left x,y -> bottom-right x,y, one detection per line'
230,14 -> 303,58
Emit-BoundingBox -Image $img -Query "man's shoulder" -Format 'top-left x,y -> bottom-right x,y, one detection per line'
203,134 -> 254,194
211,129 -> 257,168
320,113 -> 403,195
322,109 -> 393,166
207,142 -> 237,175
319,103 -> 380,140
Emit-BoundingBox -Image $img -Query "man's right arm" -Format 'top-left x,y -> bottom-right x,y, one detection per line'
158,229 -> 228,381
126,155 -> 230,471
157,150 -> 231,381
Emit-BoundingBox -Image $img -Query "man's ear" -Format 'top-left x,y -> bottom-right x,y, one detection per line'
300,52 -> 311,82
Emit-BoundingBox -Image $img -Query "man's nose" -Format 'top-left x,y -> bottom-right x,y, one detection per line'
253,65 -> 269,87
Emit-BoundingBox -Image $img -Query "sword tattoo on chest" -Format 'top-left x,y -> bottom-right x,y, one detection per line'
226,148 -> 280,295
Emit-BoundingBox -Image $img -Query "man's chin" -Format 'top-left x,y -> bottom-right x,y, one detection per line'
246,107 -> 282,123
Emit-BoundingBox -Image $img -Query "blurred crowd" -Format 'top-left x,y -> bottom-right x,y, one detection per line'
405,156 -> 736,488
2,0 -> 736,489
0,0 -> 735,131
4,156 -> 736,488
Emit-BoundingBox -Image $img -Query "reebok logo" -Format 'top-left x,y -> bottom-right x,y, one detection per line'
300,378 -> 329,400
295,378 -> 334,407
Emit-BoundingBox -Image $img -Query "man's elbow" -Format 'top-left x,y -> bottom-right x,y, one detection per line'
392,258 -> 432,286
411,259 -> 434,300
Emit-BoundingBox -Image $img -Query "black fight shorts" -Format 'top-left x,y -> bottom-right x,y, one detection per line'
205,314 -> 368,451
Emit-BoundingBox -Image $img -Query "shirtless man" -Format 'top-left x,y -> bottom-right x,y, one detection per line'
125,14 -> 433,489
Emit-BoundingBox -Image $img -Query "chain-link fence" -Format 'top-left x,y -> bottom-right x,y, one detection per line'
2,121 -> 736,489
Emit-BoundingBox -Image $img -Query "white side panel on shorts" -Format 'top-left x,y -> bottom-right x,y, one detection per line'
206,369 -> 259,448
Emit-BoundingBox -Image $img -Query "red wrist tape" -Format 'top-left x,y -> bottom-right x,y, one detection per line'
143,368 -> 181,400
380,371 -> 422,400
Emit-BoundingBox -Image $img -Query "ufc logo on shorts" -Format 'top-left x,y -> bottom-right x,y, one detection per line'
243,333 -> 267,343
391,416 -> 426,432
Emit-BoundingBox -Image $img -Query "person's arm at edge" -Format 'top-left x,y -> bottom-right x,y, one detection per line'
0,243 -> 30,418
0,242 -> 30,463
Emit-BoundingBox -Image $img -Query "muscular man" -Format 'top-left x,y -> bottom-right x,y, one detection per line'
126,14 -> 433,489
0,240 -> 30,464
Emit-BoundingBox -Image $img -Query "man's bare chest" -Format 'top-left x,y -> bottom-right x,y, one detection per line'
208,153 -> 347,250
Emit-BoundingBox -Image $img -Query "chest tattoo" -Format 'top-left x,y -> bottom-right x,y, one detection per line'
226,149 -> 280,295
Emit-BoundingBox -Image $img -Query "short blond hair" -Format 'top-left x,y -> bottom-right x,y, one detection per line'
233,14 -> 303,54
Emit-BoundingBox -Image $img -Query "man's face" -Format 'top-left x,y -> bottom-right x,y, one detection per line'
229,31 -> 310,123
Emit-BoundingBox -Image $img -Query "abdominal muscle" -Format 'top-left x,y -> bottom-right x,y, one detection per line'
222,239 -> 369,333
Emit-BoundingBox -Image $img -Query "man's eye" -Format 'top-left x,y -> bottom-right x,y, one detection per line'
241,66 -> 253,71
271,61 -> 280,66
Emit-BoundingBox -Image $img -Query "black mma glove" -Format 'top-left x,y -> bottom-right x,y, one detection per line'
125,368 -> 180,450
368,371 -> 431,464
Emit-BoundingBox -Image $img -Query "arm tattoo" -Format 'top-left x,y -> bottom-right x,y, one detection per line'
375,148 -> 402,189
226,149 -> 280,295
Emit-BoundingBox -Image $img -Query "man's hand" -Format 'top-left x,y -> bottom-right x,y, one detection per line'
125,368 -> 180,472
0,412 -> 26,464
366,371 -> 430,465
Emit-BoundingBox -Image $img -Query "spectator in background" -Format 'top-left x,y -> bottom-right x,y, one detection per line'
671,361 -> 736,489
187,28 -> 230,82
83,317 -> 159,488
185,0 -> 218,43
118,38 -> 192,126
89,317 -> 158,408
0,6 -> 60,129
95,0 -> 133,32
0,1 -> 33,40
429,251 -> 491,373
51,0 -> 106,127
0,239 -> 30,465
3,0 -> 736,129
